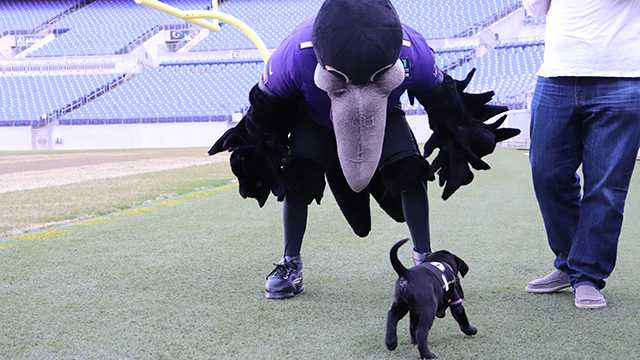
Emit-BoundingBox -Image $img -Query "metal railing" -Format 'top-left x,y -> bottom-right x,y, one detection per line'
32,0 -> 97,34
114,23 -> 192,55
0,0 -> 96,37
41,73 -> 132,126
452,3 -> 523,38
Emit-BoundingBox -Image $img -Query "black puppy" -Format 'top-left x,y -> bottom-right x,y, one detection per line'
385,239 -> 477,359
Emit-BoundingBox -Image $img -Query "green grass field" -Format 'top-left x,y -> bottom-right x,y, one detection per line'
1,149 -> 639,359
0,163 -> 232,234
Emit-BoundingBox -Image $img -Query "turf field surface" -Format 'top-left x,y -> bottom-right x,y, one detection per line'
0,148 -> 230,234
1,149 -> 639,359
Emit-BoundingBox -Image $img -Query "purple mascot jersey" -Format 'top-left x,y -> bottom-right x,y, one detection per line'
259,19 -> 442,128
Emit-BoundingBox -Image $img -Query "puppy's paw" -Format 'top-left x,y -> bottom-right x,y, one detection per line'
461,325 -> 477,336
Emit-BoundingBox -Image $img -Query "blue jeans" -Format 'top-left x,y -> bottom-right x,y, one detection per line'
530,77 -> 640,289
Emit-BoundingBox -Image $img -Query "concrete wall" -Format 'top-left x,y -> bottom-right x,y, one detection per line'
3,114 -> 640,160
406,114 -> 432,144
500,109 -> 532,149
0,126 -> 33,151
409,111 -> 534,150
49,122 -> 229,150
0,114 -> 450,152
501,109 -> 640,159
45,116 -> 431,151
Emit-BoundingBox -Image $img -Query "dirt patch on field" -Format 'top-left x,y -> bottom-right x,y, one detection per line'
0,153 -> 178,175
0,149 -> 229,193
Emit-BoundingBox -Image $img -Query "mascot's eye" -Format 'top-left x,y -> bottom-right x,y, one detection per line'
330,71 -> 345,81
314,65 -> 351,93
371,68 -> 389,82
370,62 -> 395,83
333,88 -> 347,97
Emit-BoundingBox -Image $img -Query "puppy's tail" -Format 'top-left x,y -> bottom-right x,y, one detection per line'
390,238 -> 409,277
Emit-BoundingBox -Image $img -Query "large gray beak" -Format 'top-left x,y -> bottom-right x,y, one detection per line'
314,60 -> 405,192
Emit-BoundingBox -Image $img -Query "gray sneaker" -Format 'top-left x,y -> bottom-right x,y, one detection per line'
574,283 -> 607,309
526,270 -> 571,293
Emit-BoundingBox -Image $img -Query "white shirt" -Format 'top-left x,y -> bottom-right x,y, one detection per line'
523,0 -> 640,77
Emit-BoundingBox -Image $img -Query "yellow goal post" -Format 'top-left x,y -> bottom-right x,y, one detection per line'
134,0 -> 270,63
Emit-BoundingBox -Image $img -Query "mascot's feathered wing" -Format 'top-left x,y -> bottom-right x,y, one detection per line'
209,0 -> 519,237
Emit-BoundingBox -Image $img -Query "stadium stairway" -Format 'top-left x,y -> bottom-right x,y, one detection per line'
27,0 -> 215,57
1,0 -> 98,58
30,0 -> 98,35
115,2 -> 222,55
42,73 -> 134,127
1,1 -> 82,34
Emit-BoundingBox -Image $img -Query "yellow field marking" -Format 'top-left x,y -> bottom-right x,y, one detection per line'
122,207 -> 157,216
210,183 -> 237,193
159,199 -> 185,207
77,218 -> 112,226
3,183 -> 236,245
183,191 -> 214,199
182,183 -> 237,199
16,229 -> 67,241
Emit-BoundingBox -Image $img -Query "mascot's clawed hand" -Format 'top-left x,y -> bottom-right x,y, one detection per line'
209,115 -> 289,207
412,68 -> 521,199
208,84 -> 300,207
228,142 -> 287,207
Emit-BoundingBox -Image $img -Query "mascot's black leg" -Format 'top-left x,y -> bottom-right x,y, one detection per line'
264,117 -> 330,300
265,195 -> 307,300
283,195 -> 308,257
378,110 -> 434,258
401,181 -> 431,254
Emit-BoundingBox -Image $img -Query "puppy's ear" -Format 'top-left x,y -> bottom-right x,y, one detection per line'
454,255 -> 469,277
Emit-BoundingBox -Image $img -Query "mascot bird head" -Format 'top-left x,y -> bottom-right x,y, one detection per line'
312,0 -> 405,193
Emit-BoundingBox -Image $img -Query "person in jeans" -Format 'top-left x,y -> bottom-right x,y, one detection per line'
524,0 -> 640,309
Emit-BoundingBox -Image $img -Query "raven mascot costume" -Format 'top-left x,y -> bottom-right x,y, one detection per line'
209,0 -> 520,299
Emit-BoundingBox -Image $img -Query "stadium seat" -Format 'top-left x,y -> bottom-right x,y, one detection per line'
0,1 -> 77,33
191,0 -> 522,51
1,1 -> 545,125
0,73 -> 116,125
27,0 -> 212,57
